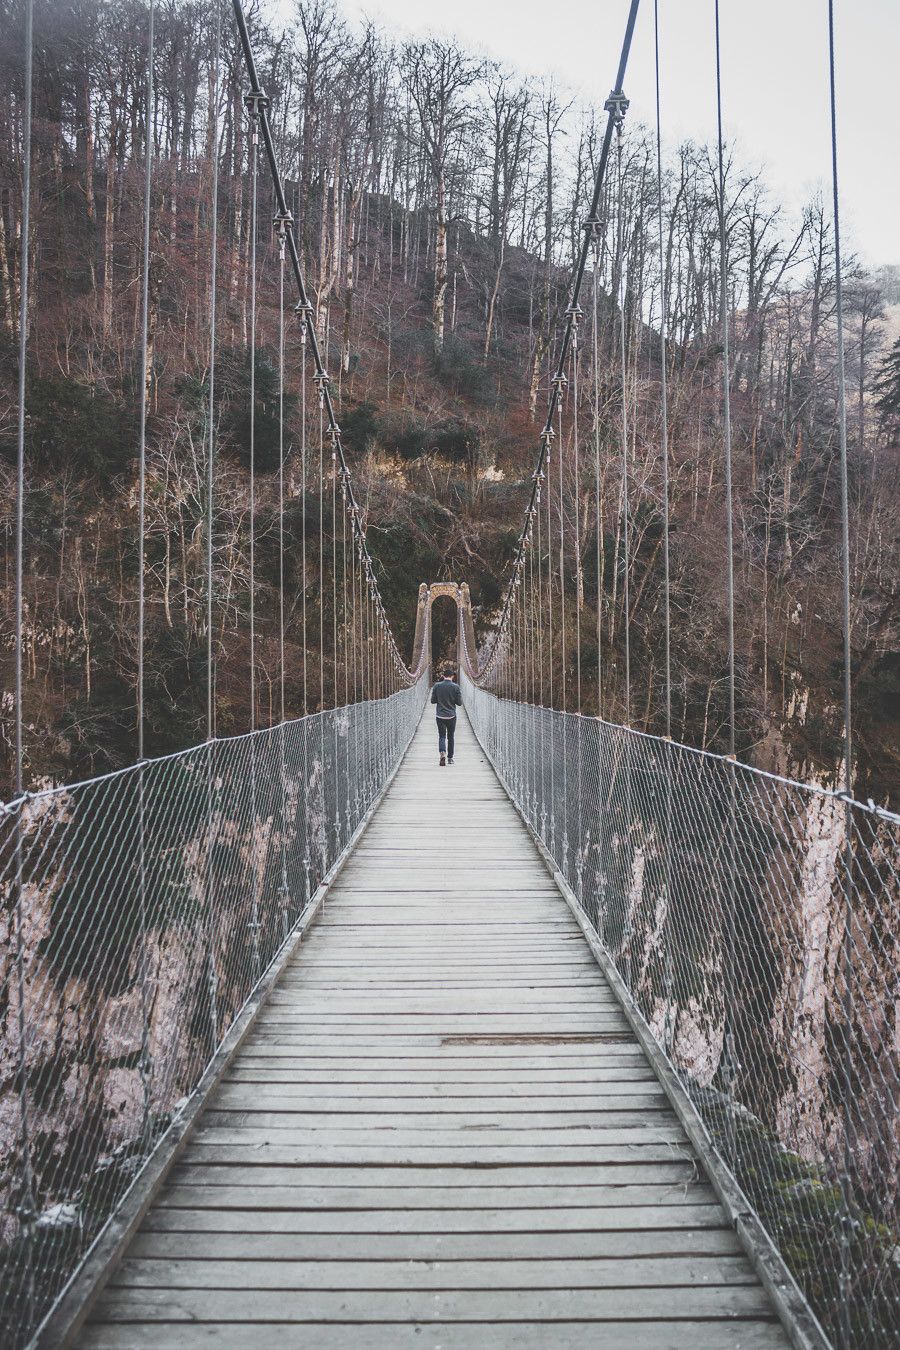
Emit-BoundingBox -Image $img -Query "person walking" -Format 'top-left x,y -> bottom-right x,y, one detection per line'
431,666 -> 462,766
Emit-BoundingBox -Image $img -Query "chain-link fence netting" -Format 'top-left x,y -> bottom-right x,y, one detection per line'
463,674 -> 900,1349
0,675 -> 427,1345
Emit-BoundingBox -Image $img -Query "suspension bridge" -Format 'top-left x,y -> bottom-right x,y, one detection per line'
2,0 -> 898,1347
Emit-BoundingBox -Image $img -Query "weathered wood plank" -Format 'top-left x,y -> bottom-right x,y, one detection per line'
81,1320 -> 790,1349
127,1227 -> 745,1263
109,1254 -> 756,1291
214,1087 -> 664,1103
198,1109 -> 672,1128
188,1122 -> 689,1146
223,1067 -> 659,1084
155,1183 -> 719,1211
90,1285 -> 776,1321
222,1073 -> 659,1087
180,1143 -> 693,1166
167,1162 -> 701,1188
140,1205 -> 726,1234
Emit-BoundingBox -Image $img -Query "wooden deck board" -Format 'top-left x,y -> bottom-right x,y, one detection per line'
81,709 -> 788,1348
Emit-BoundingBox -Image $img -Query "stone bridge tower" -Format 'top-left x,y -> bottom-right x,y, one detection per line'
410,582 -> 479,677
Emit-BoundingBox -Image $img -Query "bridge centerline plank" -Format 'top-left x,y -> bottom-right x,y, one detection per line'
81,709 -> 789,1348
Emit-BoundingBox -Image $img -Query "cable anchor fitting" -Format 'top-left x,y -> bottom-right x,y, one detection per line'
604,89 -> 629,129
273,210 -> 293,257
244,90 -> 269,144
313,370 -> 330,407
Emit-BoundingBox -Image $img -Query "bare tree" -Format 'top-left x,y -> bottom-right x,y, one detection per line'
403,38 -> 481,358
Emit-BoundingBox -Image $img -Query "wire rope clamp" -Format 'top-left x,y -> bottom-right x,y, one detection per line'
273,209 -> 293,252
582,216 -> 602,238
244,89 -> 269,143
565,303 -> 584,324
313,370 -> 330,407
550,372 -> 568,393
604,89 -> 630,127
294,302 -> 313,348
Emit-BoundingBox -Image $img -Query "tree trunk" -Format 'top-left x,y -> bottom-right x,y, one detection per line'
432,171 -> 447,357
483,237 -> 505,363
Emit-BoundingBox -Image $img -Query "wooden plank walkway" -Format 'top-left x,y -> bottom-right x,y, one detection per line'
80,709 -> 789,1349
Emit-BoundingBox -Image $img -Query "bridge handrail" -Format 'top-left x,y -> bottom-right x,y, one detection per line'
0,672 -> 429,1346
462,673 -> 900,1350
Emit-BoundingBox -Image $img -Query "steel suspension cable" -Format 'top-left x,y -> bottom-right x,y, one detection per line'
557,388 -> 567,713
592,235 -> 603,717
135,0 -> 156,1153
247,92 -> 262,737
556,387 -> 570,865
276,206 -> 290,920
570,320 -> 584,899
614,111 -> 632,729
206,4 -> 221,746
276,212 -> 290,730
545,433 -> 555,710
300,320 -> 308,716
334,459 -> 342,707
231,0 -> 415,683
342,476 -> 350,708
13,0 -> 36,1323
828,5 -> 856,1344
317,378 -> 325,710
654,0 -> 672,738
827,1 -> 853,811
571,316 -> 582,716
246,87 -> 262,979
342,479 -> 352,835
331,434 -> 341,844
136,0 -> 155,769
714,0 -> 739,1181
654,0 -> 676,1087
714,0 -> 736,758
204,0 -> 223,1051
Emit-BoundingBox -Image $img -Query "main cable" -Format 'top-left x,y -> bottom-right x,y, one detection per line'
472,0 -> 641,680
231,0 -> 419,681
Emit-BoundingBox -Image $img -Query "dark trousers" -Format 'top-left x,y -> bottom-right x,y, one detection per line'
436,716 -> 456,759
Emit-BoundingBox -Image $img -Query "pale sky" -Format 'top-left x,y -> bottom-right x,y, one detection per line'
323,0 -> 898,269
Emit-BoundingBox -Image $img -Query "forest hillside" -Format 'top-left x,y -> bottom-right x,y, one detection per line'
1,0 -> 898,808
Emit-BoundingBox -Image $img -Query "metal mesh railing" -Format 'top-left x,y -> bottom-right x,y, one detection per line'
463,674 -> 900,1349
0,674 -> 428,1344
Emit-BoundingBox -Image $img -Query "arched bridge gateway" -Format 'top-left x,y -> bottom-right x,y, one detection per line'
410,582 -> 480,675
2,0 -> 898,1346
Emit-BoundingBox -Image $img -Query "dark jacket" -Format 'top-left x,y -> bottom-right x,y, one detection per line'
431,678 -> 462,720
